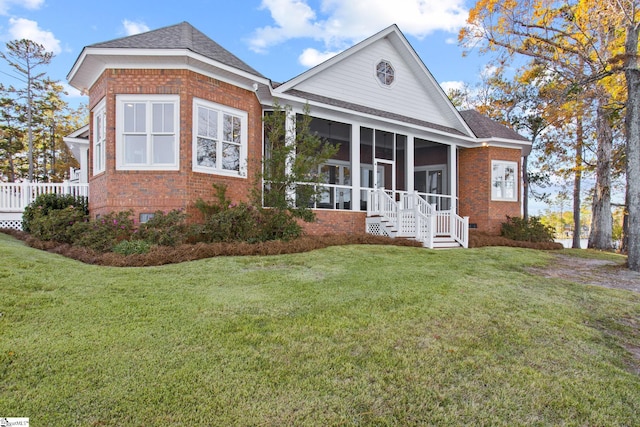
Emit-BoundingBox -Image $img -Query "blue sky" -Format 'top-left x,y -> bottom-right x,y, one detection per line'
0,0 -> 487,107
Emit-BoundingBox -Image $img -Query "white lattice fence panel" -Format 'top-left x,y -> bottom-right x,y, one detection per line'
0,219 -> 23,230
366,220 -> 390,237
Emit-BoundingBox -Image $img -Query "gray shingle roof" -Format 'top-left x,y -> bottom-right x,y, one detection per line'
89,21 -> 264,78
459,110 -> 529,142
285,89 -> 467,136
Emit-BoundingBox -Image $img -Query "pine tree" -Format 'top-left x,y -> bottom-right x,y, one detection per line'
0,39 -> 53,182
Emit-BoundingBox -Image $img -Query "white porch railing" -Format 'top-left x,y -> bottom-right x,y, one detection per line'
0,182 -> 89,212
366,188 -> 468,248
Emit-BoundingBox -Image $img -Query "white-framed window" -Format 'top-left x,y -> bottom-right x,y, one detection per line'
491,160 -> 518,201
92,98 -> 106,175
193,98 -> 247,177
115,94 -> 180,170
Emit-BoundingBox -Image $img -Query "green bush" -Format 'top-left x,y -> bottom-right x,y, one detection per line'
23,193 -> 88,233
198,203 -> 262,243
71,211 -> 135,252
135,210 -> 189,246
194,183 -> 303,243
500,215 -> 555,243
194,183 -> 232,220
257,208 -> 302,241
28,205 -> 89,244
112,240 -> 152,255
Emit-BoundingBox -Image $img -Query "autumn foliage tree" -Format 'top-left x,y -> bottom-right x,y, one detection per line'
461,0 -> 640,270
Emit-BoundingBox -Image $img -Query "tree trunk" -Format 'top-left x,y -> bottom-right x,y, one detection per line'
8,151 -> 15,182
523,155 -> 529,221
573,117 -> 583,249
7,135 -> 16,182
625,23 -> 640,271
588,95 -> 613,250
27,67 -> 34,182
621,202 -> 629,255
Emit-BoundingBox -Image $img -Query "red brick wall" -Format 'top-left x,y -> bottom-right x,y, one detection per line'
87,69 -> 262,223
458,146 -> 522,234
301,210 -> 367,235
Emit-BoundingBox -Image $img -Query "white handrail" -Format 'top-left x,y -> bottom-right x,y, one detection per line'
368,188 -> 397,220
0,182 -> 88,212
366,189 -> 468,248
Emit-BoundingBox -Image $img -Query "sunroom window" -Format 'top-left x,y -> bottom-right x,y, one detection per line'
193,98 -> 247,177
491,160 -> 518,201
116,95 -> 179,170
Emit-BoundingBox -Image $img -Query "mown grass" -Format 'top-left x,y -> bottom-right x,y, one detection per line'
0,233 -> 639,426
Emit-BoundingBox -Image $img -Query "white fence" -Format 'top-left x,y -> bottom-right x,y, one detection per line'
0,182 -> 88,213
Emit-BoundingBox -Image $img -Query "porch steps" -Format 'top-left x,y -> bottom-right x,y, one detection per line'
365,190 -> 469,249
432,236 -> 463,249
367,217 -> 463,249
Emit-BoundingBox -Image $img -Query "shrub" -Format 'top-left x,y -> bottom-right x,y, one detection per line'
257,208 -> 302,241
23,193 -> 88,233
136,210 -> 189,246
500,215 -> 555,243
71,211 -> 135,252
198,203 -> 262,243
28,205 -> 89,244
194,183 -> 232,220
194,183 -> 303,243
112,240 -> 152,255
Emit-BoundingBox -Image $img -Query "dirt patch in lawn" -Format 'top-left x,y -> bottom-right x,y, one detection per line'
530,253 -> 640,376
529,253 -> 640,294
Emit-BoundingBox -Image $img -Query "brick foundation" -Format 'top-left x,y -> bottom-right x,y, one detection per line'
301,210 -> 367,235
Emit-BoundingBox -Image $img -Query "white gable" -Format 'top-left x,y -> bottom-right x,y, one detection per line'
275,27 -> 471,136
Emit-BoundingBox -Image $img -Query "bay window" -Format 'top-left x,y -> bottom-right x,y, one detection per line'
193,98 -> 247,177
116,95 -> 179,170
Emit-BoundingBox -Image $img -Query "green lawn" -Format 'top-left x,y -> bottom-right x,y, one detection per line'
1,233 -> 639,426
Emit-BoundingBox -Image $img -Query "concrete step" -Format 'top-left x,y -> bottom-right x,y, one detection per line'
432,237 -> 462,249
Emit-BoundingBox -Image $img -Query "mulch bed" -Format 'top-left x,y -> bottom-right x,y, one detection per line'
1,228 -> 563,267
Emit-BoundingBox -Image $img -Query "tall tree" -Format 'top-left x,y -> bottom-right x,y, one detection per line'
614,0 -> 640,270
461,0 -> 626,251
33,79 -> 72,181
0,39 -> 53,182
0,84 -> 25,182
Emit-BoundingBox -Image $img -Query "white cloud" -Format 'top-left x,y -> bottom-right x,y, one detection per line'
61,82 -> 83,98
480,64 -> 499,79
298,48 -> 340,67
250,0 -> 320,53
122,19 -> 150,36
0,0 -> 43,15
7,18 -> 61,54
250,0 -> 469,53
439,80 -> 465,94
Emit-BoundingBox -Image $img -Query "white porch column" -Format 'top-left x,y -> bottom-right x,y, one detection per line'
449,143 -> 458,213
406,134 -> 415,192
285,109 -> 296,205
79,145 -> 89,183
351,125 -> 360,210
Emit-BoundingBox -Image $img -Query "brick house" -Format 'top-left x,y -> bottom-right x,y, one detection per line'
65,22 -> 530,248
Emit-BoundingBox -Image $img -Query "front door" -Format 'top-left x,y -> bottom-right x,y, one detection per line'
374,158 -> 395,195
